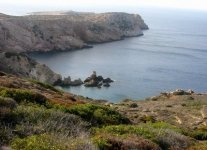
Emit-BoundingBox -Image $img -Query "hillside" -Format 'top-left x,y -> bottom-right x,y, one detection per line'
0,11 -> 148,52
1,72 -> 207,150
0,52 -> 61,85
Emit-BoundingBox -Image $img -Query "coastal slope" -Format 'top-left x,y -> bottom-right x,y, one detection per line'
0,52 -> 61,84
0,11 -> 148,52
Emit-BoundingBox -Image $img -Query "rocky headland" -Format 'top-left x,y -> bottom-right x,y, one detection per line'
0,11 -> 148,85
0,11 -> 148,53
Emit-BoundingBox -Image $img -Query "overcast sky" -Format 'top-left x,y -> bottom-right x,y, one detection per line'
1,0 -> 207,15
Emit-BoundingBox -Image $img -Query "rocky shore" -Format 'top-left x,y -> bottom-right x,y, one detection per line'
0,11 -> 148,85
61,71 -> 114,88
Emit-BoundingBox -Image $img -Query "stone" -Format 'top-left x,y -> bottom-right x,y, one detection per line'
62,76 -> 71,85
70,78 -> 83,86
103,78 -> 114,83
172,89 -> 186,95
97,75 -> 104,82
103,83 -> 110,87
84,79 -> 98,87
0,12 -> 148,53
187,89 -> 194,94
84,71 -> 114,88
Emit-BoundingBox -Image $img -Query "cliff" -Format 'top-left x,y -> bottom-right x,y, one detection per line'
0,11 -> 148,52
0,52 -> 61,84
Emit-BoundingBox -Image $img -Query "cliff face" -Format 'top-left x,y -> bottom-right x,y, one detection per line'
0,52 -> 61,84
0,11 -> 148,52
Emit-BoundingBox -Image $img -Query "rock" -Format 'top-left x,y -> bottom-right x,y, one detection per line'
62,76 -> 83,86
84,77 -> 91,83
172,89 -> 186,95
84,71 -> 114,88
62,76 -> 71,85
97,75 -> 104,82
187,89 -> 194,94
150,96 -> 159,101
103,78 -> 114,83
0,52 -> 62,85
90,71 -> 97,79
0,11 -> 148,53
70,78 -> 83,86
84,79 -> 98,87
103,83 -> 110,87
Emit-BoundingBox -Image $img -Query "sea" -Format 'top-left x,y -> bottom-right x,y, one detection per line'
30,8 -> 207,102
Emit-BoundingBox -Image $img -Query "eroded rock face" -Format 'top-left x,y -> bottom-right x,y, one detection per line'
0,52 -> 61,85
84,71 -> 114,88
62,76 -> 83,86
0,11 -> 148,52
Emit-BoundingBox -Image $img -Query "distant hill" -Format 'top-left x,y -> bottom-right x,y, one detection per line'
0,11 -> 148,52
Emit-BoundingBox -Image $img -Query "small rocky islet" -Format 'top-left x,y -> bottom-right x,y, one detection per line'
61,71 -> 114,88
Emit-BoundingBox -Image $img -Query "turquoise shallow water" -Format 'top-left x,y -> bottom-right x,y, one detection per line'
30,8 -> 207,102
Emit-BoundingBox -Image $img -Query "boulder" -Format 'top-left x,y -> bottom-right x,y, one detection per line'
70,78 -> 83,86
62,76 -> 71,85
103,78 -> 114,83
172,89 -> 186,95
84,71 -> 114,88
84,79 -> 98,87
97,75 -> 104,82
84,77 -> 91,83
103,82 -> 110,87
61,76 -> 83,86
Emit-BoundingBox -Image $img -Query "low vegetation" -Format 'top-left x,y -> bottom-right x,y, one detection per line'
0,87 -> 46,105
1,74 -> 207,150
66,104 -> 130,126
92,122 -> 193,150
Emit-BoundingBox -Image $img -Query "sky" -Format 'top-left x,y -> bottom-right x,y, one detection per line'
0,0 -> 207,15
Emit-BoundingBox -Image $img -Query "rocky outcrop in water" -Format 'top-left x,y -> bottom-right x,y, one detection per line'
0,52 -> 61,85
61,76 -> 83,86
84,71 -> 114,88
0,11 -> 148,52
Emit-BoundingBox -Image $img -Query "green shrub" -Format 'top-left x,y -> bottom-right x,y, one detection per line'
11,134 -> 68,150
183,129 -> 207,140
0,123 -> 14,145
13,104 -> 88,137
93,122 -> 192,150
188,142 -> 207,150
92,134 -> 161,150
0,87 -> 46,105
66,104 -> 130,126
30,80 -> 61,93
94,124 -> 156,140
0,96 -> 17,123
0,96 -> 17,109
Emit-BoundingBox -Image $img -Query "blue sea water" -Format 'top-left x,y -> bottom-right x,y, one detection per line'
30,8 -> 207,102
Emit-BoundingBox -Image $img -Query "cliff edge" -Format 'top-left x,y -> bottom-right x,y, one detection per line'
0,11 -> 148,52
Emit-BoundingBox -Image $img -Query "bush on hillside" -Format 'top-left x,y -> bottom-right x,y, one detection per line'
66,104 -> 130,126
30,79 -> 61,93
13,104 -> 88,137
11,134 -> 68,150
93,122 -> 193,150
0,88 -> 46,105
92,133 -> 161,150
0,96 -> 17,123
